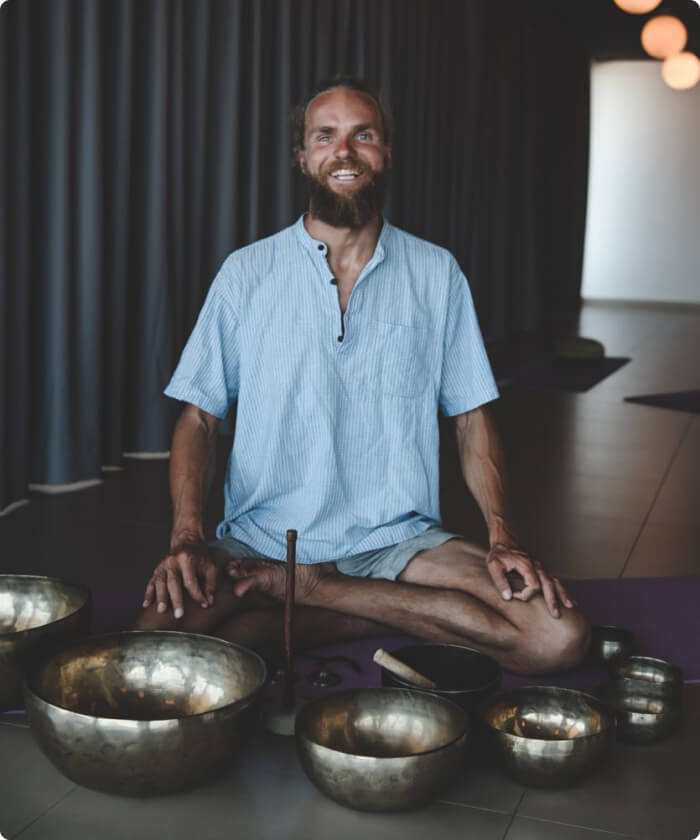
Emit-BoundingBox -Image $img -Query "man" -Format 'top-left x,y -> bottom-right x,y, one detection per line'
137,76 -> 590,675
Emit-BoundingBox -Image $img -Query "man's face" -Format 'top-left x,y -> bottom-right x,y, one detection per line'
298,87 -> 392,229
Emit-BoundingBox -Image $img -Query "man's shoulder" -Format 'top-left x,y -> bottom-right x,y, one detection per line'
224,223 -> 298,270
385,222 -> 458,269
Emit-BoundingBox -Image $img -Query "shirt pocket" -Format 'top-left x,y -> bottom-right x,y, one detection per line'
369,320 -> 431,398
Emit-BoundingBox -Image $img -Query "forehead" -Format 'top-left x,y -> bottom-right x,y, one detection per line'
305,87 -> 383,135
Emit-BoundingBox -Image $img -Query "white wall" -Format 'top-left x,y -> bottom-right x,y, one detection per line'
582,60 -> 700,304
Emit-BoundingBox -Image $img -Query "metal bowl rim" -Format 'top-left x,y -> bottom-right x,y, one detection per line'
296,687 -> 470,759
24,629 -> 268,723
0,574 -> 91,641
478,685 -> 616,742
383,641 -> 502,696
614,655 -> 683,675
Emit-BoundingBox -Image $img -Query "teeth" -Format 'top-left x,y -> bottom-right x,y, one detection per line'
332,169 -> 360,178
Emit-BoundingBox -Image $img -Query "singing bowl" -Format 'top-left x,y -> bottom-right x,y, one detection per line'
24,631 -> 267,796
600,689 -> 681,744
296,687 -> 469,812
613,656 -> 683,694
480,686 -> 615,787
590,626 -> 636,664
379,643 -> 501,711
0,575 -> 91,712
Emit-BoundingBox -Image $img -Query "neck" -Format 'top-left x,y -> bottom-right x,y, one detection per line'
304,212 -> 382,264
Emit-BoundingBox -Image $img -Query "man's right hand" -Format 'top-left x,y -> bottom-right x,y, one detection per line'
142,536 -> 218,620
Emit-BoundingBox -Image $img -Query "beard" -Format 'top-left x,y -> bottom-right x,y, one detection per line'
304,159 -> 389,229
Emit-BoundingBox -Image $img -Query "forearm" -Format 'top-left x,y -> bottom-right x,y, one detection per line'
169,405 -> 219,548
454,406 -> 518,548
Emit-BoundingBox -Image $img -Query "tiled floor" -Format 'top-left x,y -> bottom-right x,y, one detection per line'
1,301 -> 699,839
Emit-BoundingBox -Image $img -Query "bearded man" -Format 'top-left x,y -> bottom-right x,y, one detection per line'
136,76 -> 590,675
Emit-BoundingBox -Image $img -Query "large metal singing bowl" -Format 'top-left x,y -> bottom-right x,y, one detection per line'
613,656 -> 683,694
24,631 -> 267,796
0,575 -> 91,712
295,687 -> 469,812
480,686 -> 615,787
600,688 -> 681,744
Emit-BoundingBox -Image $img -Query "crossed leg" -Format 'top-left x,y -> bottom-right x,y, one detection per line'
134,539 -> 590,675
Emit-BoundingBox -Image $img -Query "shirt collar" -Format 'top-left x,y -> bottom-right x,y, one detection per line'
293,213 -> 391,262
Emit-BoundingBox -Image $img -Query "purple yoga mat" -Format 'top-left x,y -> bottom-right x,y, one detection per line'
92,576 -> 699,697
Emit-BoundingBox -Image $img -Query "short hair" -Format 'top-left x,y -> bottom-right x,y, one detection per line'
291,75 -> 392,162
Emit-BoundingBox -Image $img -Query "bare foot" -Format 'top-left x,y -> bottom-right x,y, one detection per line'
226,557 -> 335,603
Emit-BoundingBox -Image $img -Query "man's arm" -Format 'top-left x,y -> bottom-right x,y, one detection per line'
454,405 -> 573,617
142,404 -> 220,618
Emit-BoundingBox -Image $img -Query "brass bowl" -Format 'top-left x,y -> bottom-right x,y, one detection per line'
24,631 -> 267,795
613,656 -> 683,694
590,626 -> 636,664
480,686 -> 615,787
0,574 -> 91,711
600,689 -> 681,744
295,687 -> 469,811
379,643 -> 501,712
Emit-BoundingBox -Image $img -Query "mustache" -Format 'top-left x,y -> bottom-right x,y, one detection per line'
322,158 -> 370,177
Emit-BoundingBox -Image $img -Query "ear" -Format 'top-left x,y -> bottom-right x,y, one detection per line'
297,148 -> 308,174
384,144 -> 393,170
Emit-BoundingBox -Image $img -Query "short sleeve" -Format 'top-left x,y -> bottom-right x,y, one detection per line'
438,261 -> 499,416
164,258 -> 240,418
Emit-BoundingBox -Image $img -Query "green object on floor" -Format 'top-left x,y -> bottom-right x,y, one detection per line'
555,336 -> 605,360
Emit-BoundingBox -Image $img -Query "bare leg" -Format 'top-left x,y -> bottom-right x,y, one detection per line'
229,540 -> 591,675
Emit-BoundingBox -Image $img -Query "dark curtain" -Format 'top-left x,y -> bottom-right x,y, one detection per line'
0,0 -> 590,512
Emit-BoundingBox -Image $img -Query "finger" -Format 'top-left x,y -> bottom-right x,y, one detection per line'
204,561 -> 218,606
180,560 -> 207,609
486,557 -> 513,602
232,575 -> 258,599
154,575 -> 169,614
553,577 -> 575,609
166,569 -> 185,619
510,556 -> 542,595
143,579 -> 155,608
540,575 -> 561,618
226,558 -> 246,579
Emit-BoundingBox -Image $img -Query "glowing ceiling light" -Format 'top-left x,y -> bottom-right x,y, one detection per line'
662,51 -> 700,89
641,15 -> 688,59
612,0 -> 662,13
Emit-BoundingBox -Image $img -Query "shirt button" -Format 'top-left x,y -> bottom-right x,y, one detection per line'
317,244 -> 324,251
337,335 -> 343,342
330,278 -> 337,285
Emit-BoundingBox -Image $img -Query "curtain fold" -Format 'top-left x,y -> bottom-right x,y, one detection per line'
0,0 -> 590,511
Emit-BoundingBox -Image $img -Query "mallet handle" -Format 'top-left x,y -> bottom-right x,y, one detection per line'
373,648 -> 438,689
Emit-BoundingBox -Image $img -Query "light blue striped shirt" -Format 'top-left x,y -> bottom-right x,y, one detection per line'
165,215 -> 498,563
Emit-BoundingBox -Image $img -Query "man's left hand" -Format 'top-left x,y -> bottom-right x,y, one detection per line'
486,542 -> 574,619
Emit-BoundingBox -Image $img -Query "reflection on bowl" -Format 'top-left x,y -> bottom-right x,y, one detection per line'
0,575 -> 91,711
480,686 -> 615,787
296,687 -> 469,811
601,689 -> 681,744
590,626 -> 636,664
25,631 -> 267,795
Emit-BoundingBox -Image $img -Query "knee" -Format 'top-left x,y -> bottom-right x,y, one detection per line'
131,604 -> 178,632
515,607 -> 591,675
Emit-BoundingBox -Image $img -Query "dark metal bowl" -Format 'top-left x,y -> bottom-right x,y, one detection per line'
480,686 -> 615,787
24,631 -> 267,795
590,626 -> 636,664
379,642 -> 502,711
0,574 -> 91,711
296,687 -> 469,811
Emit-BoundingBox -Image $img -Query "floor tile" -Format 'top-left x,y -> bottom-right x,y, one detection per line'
622,522 -> 700,578
0,724 -> 75,838
17,755 -> 511,840
517,686 -> 700,839
505,816 -> 634,839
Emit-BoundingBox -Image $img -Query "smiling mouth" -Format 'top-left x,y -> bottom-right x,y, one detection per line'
330,168 -> 364,182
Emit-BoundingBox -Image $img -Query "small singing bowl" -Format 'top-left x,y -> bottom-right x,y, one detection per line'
613,656 -> 683,693
296,688 -> 469,812
379,643 -> 501,712
601,690 -> 681,744
480,686 -> 615,787
0,574 -> 91,712
590,626 -> 636,664
24,631 -> 267,796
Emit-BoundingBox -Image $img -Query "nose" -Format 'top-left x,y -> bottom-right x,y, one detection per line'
334,133 -> 354,159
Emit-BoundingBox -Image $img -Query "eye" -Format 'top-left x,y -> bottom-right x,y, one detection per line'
357,131 -> 372,141
316,134 -> 332,143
